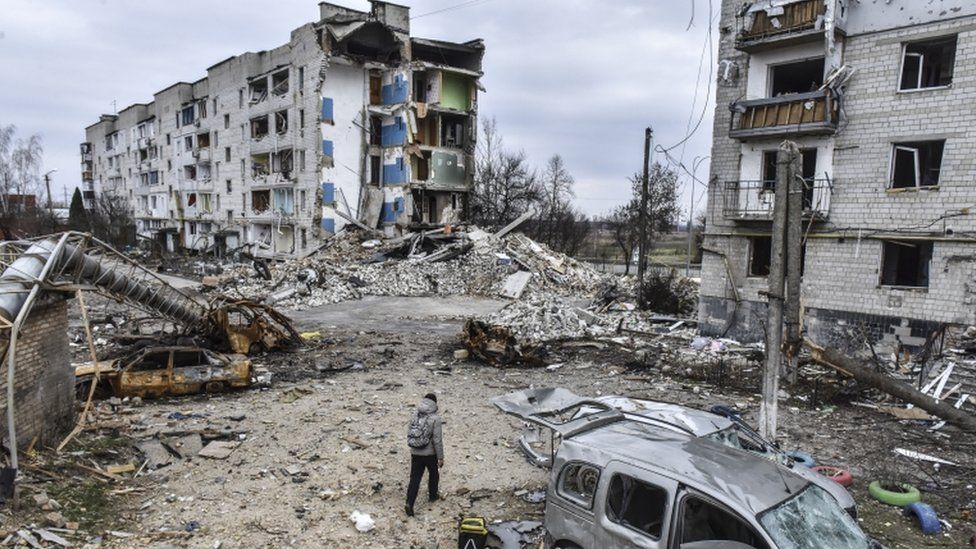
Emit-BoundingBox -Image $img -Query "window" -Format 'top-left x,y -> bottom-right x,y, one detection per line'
181,105 -> 195,126
300,189 -> 307,211
606,474 -> 668,539
226,179 -> 232,193
271,69 -> 289,96
370,155 -> 381,185
881,241 -> 932,288
166,133 -> 171,146
900,36 -> 956,91
184,135 -> 193,150
749,236 -> 772,277
197,132 -> 210,148
251,190 -> 271,212
239,89 -> 244,109
769,57 -> 824,96
251,115 -> 269,139
298,66 -> 304,91
225,147 -> 231,162
224,114 -> 230,129
275,110 -> 288,134
891,140 -> 944,188
249,77 -> 268,104
299,150 -> 306,172
678,496 -> 768,549
299,109 -> 305,129
557,462 -> 600,508
212,97 -> 217,114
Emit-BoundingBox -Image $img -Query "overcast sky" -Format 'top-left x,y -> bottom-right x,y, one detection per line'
0,0 -> 717,220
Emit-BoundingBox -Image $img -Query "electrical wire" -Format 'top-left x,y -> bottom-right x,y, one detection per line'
411,0 -> 492,20
659,0 -> 715,154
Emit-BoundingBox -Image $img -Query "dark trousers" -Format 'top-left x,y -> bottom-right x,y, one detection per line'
406,453 -> 439,507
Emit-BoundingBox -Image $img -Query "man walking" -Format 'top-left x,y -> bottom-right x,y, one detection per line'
405,392 -> 443,517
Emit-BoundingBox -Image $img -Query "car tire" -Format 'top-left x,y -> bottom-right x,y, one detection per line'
786,450 -> 816,468
812,465 -> 854,487
205,381 -> 227,394
902,502 -> 941,534
868,480 -> 921,507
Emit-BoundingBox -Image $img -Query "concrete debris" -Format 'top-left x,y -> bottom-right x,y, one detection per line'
198,441 -> 241,460
349,510 -> 375,533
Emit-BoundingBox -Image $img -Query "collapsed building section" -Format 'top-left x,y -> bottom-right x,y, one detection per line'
81,1 -> 484,259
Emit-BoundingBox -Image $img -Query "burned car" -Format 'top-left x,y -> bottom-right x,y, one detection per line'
75,346 -> 252,398
494,388 -> 880,549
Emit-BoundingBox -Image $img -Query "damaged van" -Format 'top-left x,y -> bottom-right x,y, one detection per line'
493,388 -> 882,549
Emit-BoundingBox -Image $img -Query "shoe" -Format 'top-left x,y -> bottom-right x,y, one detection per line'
404,504 -> 414,517
429,494 -> 440,503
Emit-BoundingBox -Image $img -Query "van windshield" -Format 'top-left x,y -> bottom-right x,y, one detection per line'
759,485 -> 870,549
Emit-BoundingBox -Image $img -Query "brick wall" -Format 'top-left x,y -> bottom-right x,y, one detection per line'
0,297 -> 73,449
699,6 -> 976,344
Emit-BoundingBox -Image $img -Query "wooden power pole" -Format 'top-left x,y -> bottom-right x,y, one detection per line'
637,127 -> 653,308
784,144 -> 805,384
760,141 -> 800,439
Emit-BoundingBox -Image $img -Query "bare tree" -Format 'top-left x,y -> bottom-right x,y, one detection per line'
605,163 -> 681,275
533,154 -> 576,248
0,124 -> 44,216
471,118 -> 540,226
88,194 -> 136,248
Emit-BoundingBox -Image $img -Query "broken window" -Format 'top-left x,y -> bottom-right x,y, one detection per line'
606,474 -> 668,539
184,135 -> 193,151
440,114 -> 466,148
131,351 -> 169,372
769,57 -> 824,96
369,115 -> 383,146
272,149 -> 294,178
557,462 -> 600,508
251,190 -> 271,213
181,105 -> 196,126
369,74 -> 382,105
186,192 -> 197,207
148,171 -> 159,186
749,236 -> 772,277
200,193 -> 213,213
197,132 -> 210,149
225,147 -> 231,162
251,115 -> 269,139
251,153 -> 270,178
413,71 -> 428,102
275,110 -> 288,135
891,140 -> 945,188
249,77 -> 268,103
679,496 -> 767,548
271,69 -> 289,96
369,155 -> 381,185
183,165 -> 197,180
273,188 -> 295,215
414,152 -> 431,182
226,179 -> 232,193
224,114 -> 230,130
761,151 -> 778,190
881,240 -> 932,288
900,36 -> 956,91
760,149 -> 817,208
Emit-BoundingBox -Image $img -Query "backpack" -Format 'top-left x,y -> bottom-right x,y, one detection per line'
407,413 -> 434,449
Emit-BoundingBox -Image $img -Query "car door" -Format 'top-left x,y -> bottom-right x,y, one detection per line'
546,458 -> 602,548
594,460 -> 680,549
668,488 -> 774,549
118,350 -> 172,398
170,349 -> 210,395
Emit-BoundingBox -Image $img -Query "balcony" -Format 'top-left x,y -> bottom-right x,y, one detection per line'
723,179 -> 832,221
736,0 -> 842,52
729,90 -> 838,140
192,147 -> 211,162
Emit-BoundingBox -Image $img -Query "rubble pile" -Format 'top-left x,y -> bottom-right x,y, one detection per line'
214,228 -> 626,310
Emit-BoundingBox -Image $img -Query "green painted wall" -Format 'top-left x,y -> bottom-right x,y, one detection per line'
430,151 -> 466,185
440,72 -> 470,111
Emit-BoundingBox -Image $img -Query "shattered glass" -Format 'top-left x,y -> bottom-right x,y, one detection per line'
758,485 -> 869,549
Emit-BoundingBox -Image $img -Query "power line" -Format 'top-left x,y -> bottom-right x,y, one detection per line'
411,0 -> 492,20
659,0 -> 716,154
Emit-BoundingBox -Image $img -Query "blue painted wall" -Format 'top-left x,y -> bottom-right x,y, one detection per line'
322,139 -> 334,158
321,217 -> 336,233
382,73 -> 409,104
382,156 -> 407,185
322,182 -> 335,205
380,116 -> 407,146
321,97 -> 334,123
381,197 -> 405,223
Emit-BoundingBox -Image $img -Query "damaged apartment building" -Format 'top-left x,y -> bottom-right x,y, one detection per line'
81,1 -> 483,258
700,0 -> 976,354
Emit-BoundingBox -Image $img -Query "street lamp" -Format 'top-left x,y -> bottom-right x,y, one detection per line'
43,170 -> 57,231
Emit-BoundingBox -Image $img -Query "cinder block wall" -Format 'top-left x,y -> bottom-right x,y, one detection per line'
0,297 -> 73,449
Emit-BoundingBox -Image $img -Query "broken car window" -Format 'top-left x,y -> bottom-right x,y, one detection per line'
900,36 -> 956,91
606,474 -> 668,539
130,351 -> 170,372
680,496 -> 768,549
758,485 -> 870,549
557,462 -> 600,508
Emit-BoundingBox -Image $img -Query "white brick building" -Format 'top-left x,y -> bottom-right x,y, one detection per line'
81,1 -> 483,258
700,0 -> 976,353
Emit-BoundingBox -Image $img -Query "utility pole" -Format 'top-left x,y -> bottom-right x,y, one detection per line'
760,141 -> 799,439
637,126 -> 653,308
43,169 -> 57,232
784,143 -> 804,385
685,181 -> 696,278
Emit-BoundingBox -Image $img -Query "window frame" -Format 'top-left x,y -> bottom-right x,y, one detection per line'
672,490 -> 770,549
556,460 -> 602,510
747,236 -> 773,278
897,35 -> 957,93
879,240 -> 933,290
888,140 -> 945,190
604,472 -> 670,541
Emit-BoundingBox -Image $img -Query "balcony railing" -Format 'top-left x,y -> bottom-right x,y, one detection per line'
729,89 -> 838,140
723,179 -> 832,221
736,0 -> 836,51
